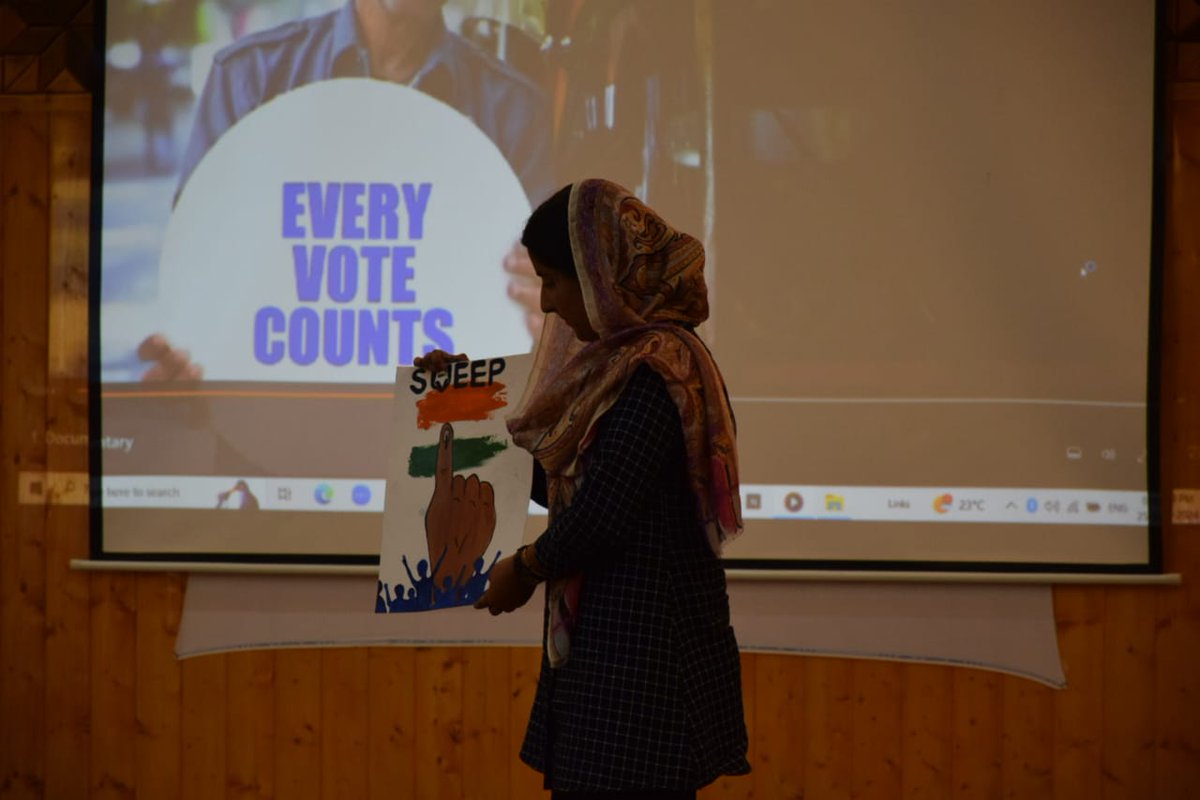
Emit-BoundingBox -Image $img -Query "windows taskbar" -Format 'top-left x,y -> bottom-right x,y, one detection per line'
91,475 -> 1148,527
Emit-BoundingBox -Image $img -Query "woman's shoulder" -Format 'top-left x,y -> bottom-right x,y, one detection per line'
603,363 -> 680,433
622,362 -> 673,402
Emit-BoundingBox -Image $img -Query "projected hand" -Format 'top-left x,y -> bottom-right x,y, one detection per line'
137,333 -> 204,381
425,422 -> 497,592
503,242 -> 545,340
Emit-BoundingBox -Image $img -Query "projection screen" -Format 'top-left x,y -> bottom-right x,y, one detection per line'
92,0 -> 1161,572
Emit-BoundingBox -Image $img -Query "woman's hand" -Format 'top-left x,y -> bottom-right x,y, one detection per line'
413,349 -> 468,375
474,554 -> 537,615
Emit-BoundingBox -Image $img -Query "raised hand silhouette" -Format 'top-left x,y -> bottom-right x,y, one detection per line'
424,422 -> 497,595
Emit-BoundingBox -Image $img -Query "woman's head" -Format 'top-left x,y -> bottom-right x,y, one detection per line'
522,184 -> 597,341
523,179 -> 710,343
521,183 -> 575,278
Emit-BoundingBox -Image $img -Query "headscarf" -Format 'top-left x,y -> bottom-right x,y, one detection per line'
506,179 -> 742,666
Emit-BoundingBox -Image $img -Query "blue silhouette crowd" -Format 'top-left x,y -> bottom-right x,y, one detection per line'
376,547 -> 502,612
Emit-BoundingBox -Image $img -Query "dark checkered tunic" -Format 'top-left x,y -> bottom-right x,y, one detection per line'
522,365 -> 751,792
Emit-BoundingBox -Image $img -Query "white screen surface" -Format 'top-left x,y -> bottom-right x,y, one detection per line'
95,0 -> 1158,570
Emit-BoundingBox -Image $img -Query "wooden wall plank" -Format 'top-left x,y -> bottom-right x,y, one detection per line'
227,650 -> 276,800
900,663 -> 954,799
89,573 -> 137,800
999,674 -> 1054,799
0,107 -> 7,799
950,669 -> 1003,800
1100,587 -> 1158,799
1053,588 -> 1106,799
134,574 -> 182,800
462,646 -> 512,799
180,654 -> 227,800
42,102 -> 91,800
851,660 -> 903,798
45,104 -> 88,381
367,647 -> 416,799
1153,550 -> 1200,799
1152,54 -> 1200,800
414,646 -> 466,800
749,653 -> 805,799
320,649 -> 370,799
275,649 -> 322,800
0,103 -> 49,800
800,657 -> 853,800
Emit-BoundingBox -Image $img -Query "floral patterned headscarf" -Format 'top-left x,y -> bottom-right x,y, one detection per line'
507,179 -> 742,665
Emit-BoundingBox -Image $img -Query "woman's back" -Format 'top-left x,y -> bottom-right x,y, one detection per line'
521,365 -> 749,791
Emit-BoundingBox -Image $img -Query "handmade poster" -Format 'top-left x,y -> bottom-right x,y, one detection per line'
378,354 -> 534,612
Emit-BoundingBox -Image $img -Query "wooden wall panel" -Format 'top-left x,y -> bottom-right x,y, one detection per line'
274,650 -> 321,800
134,574 -> 182,800
799,656 -> 854,799
319,649 -> 369,799
1099,586 -> 1158,798
951,669 -> 1004,800
1052,589 -> 1106,799
42,103 -> 91,800
462,646 -> 513,800
998,675 -> 1054,799
89,572 -> 136,800
227,649 -> 276,800
1151,541 -> 1200,798
180,654 -> 227,800
2,3 -> 1200,798
901,664 -> 954,799
750,653 -> 805,798
414,647 -> 466,800
851,660 -> 903,798
367,646 -> 417,799
0,102 -> 49,800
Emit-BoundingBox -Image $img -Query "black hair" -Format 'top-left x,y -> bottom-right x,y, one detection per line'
521,183 -> 576,278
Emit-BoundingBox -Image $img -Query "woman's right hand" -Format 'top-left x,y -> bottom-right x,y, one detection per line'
413,349 -> 469,375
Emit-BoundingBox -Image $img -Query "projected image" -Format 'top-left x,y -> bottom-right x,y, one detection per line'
96,0 -> 1157,569
101,0 -> 707,382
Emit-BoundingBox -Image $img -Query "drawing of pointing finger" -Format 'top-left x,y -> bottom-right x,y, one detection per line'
424,422 -> 497,597
435,421 -> 455,490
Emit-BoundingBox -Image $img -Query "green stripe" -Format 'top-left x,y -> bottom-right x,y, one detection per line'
407,435 -> 509,477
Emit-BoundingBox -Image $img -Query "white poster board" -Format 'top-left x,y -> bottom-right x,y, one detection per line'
378,355 -> 534,611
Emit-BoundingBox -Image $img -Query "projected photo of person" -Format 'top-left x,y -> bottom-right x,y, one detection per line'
157,0 -> 554,381
175,0 -> 554,204
101,0 -> 558,384
101,0 -> 721,385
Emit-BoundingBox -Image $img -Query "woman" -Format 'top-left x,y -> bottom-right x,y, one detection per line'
455,179 -> 749,798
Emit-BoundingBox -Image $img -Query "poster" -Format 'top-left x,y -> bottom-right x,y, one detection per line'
378,354 -> 534,612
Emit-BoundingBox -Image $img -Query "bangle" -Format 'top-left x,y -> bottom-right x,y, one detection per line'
513,545 -> 545,585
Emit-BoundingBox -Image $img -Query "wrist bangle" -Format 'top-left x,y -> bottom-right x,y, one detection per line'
514,545 -> 545,585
